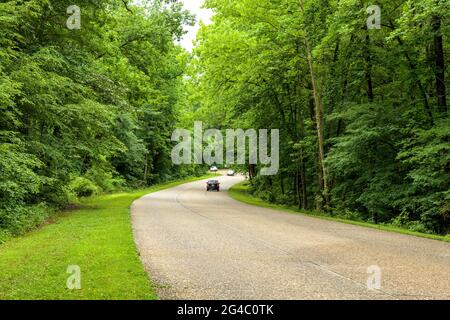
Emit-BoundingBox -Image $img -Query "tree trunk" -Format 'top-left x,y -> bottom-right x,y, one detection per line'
360,0 -> 374,103
389,20 -> 434,124
305,42 -> 329,210
248,164 -> 256,181
298,0 -> 329,211
363,33 -> 374,102
143,153 -> 149,184
298,8 -> 328,210
299,113 -> 308,210
432,15 -> 447,113
299,154 -> 308,210
296,169 -> 301,208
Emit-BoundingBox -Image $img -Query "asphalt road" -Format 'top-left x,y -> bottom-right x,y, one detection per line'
131,173 -> 450,300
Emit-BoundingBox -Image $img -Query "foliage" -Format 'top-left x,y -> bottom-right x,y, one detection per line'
229,181 -> 450,243
0,174 -> 216,299
0,0 -> 194,237
189,0 -> 449,234
0,0 -> 448,237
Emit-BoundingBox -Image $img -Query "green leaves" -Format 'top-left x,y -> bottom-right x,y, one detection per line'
0,0 -> 192,236
190,0 -> 449,233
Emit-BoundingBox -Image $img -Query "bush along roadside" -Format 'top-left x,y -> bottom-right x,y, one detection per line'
0,1 -> 197,246
0,165 -> 209,244
229,181 -> 450,243
0,174 -> 216,300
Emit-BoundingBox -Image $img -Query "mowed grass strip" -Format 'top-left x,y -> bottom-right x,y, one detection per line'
229,181 -> 450,243
0,174 -> 216,300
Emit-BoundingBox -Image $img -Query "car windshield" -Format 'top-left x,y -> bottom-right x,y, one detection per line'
208,180 -> 219,183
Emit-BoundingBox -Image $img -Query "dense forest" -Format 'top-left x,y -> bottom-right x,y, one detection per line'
0,0 -> 202,240
184,0 -> 449,234
0,0 -> 448,241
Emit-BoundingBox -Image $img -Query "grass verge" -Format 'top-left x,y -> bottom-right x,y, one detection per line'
0,174 -> 217,300
229,181 -> 450,243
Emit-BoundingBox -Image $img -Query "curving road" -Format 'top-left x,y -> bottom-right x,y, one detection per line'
131,173 -> 450,300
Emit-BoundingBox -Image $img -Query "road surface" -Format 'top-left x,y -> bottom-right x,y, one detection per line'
131,174 -> 450,299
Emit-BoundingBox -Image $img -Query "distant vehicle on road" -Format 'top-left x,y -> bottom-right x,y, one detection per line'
210,166 -> 218,172
206,180 -> 220,192
227,170 -> 235,176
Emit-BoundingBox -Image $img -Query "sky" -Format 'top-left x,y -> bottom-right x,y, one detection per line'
178,0 -> 213,51
131,0 -> 213,51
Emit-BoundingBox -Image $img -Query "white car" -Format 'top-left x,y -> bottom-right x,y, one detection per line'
227,170 -> 235,176
210,166 -> 218,172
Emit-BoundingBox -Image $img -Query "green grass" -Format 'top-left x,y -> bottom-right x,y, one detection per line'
0,174 -> 217,300
229,181 -> 450,243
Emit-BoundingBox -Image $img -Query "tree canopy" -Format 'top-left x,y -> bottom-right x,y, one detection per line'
0,0 -> 200,240
0,0 -> 448,239
187,0 -> 449,234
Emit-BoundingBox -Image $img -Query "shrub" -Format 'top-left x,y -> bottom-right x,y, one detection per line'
67,177 -> 99,198
0,204 -> 48,237
85,166 -> 124,193
0,229 -> 11,244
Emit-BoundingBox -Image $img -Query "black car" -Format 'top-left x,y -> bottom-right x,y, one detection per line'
206,180 -> 220,192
